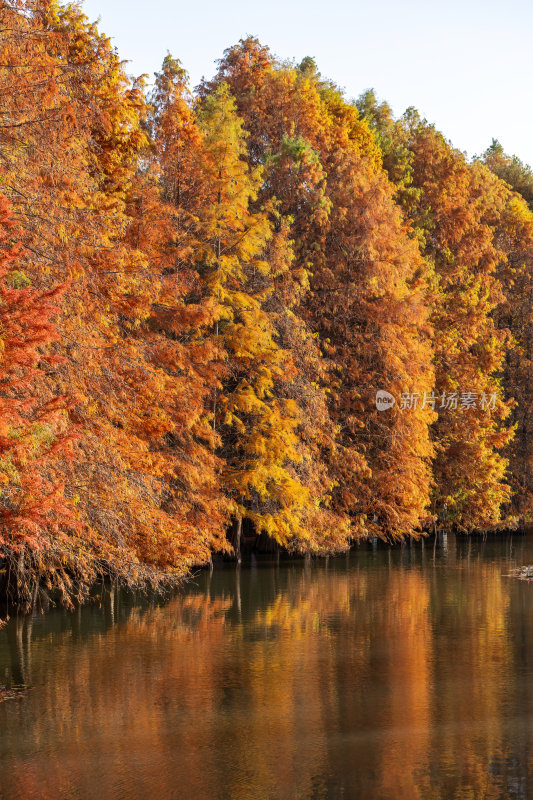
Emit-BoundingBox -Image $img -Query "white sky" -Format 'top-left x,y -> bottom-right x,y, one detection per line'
80,0 -> 533,166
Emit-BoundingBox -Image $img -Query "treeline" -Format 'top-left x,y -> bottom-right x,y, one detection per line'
0,1 -> 531,608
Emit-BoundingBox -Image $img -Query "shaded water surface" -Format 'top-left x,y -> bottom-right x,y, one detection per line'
2,535 -> 533,799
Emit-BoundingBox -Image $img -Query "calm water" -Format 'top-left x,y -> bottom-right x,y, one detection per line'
1,535 -> 533,799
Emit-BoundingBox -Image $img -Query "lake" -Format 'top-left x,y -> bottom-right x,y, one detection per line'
1,534 -> 533,799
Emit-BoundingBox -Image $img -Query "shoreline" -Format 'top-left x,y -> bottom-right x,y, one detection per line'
2,524 -> 532,621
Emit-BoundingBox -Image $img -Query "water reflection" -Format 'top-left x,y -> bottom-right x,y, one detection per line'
0,536 -> 533,799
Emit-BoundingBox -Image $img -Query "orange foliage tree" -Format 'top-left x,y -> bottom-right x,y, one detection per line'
357,98 -> 516,529
0,194 -> 80,607
2,5 -> 533,611
203,40 -> 436,539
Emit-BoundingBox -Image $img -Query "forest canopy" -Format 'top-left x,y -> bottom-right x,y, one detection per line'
0,1 -> 531,609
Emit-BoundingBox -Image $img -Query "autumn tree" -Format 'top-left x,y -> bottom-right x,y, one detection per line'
482,139 -> 533,211
0,0 -> 228,597
358,97 -> 515,529
0,194 -> 82,608
194,82 -> 352,554
3,0 -> 533,614
491,196 -> 533,518
204,41 -> 436,539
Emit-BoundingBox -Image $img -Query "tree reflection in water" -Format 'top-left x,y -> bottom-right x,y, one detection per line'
0,535 -> 532,800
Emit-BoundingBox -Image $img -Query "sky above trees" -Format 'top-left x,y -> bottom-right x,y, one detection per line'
81,0 -> 533,167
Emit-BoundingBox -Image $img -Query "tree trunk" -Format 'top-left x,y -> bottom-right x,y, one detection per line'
232,516 -> 242,564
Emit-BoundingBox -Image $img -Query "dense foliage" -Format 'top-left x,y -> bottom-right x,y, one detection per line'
1,2 -> 531,609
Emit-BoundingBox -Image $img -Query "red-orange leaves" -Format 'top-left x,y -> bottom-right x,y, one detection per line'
0,194 -> 75,554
